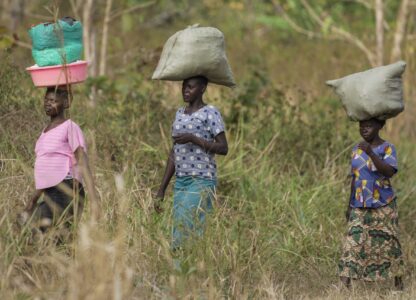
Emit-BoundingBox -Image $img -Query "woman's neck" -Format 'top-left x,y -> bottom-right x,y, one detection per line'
50,113 -> 66,124
369,135 -> 384,146
187,97 -> 205,112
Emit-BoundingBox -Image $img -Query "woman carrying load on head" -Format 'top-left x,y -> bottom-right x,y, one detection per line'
339,118 -> 404,290
20,86 -> 99,232
155,76 -> 228,250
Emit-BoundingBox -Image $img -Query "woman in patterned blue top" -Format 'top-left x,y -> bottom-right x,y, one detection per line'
339,119 -> 404,290
156,76 -> 228,249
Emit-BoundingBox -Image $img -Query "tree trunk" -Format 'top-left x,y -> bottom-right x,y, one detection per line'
1,0 -> 25,33
90,28 -> 97,77
82,0 -> 95,76
375,0 -> 384,66
1,0 -> 10,23
390,0 -> 410,62
99,0 -> 112,76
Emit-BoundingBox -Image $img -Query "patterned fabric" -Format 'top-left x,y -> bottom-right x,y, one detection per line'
35,119 -> 86,189
172,105 -> 225,179
172,176 -> 216,249
350,141 -> 398,208
339,201 -> 404,281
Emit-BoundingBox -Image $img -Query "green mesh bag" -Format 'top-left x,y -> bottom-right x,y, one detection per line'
29,18 -> 83,67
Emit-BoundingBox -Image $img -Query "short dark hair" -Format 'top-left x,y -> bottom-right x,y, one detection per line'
187,76 -> 208,87
374,118 -> 386,128
45,87 -> 69,100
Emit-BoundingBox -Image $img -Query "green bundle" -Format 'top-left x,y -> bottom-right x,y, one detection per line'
29,18 -> 83,67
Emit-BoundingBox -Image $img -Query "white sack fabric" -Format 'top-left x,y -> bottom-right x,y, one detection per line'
152,25 -> 236,87
326,61 -> 406,121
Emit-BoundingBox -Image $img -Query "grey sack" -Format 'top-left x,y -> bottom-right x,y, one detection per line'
152,25 -> 235,87
326,61 -> 406,121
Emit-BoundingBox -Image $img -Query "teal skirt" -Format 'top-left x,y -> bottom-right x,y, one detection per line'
172,176 -> 216,249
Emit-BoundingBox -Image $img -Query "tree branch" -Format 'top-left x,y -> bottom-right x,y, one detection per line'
391,0 -> 410,62
109,0 -> 157,22
272,0 -> 324,39
2,34 -> 32,49
375,0 -> 384,66
275,0 -> 377,66
99,0 -> 112,76
69,0 -> 81,21
342,0 -> 372,10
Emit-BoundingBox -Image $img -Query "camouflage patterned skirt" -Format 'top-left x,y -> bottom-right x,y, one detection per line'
338,200 -> 404,281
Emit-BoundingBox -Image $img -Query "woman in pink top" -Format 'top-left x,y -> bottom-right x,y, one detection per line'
22,86 -> 98,231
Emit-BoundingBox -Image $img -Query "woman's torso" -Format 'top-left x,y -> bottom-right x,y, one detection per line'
350,141 -> 398,208
35,119 -> 86,189
172,105 -> 224,180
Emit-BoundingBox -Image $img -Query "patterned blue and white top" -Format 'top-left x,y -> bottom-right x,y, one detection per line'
172,105 -> 225,179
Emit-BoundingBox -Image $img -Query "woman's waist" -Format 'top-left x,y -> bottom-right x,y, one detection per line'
35,150 -> 75,160
175,175 -> 217,187
354,178 -> 393,188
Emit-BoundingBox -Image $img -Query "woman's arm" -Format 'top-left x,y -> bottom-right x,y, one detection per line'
75,147 -> 100,219
346,177 -> 354,221
25,189 -> 43,213
173,132 -> 228,155
358,142 -> 396,177
156,148 -> 175,200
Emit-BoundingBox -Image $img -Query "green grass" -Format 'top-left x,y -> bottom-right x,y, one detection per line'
1,45 -> 416,299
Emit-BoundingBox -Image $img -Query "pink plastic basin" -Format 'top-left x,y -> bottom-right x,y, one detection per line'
26,60 -> 88,87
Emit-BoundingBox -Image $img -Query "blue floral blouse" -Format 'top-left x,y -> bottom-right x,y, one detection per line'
350,141 -> 398,208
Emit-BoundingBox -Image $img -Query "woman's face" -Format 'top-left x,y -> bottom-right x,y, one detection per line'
44,91 -> 66,116
182,78 -> 205,103
359,119 -> 382,142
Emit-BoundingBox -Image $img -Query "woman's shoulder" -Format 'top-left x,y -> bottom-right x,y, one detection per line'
204,104 -> 223,116
382,140 -> 395,147
176,107 -> 185,115
66,119 -> 84,132
66,119 -> 80,127
381,141 -> 397,154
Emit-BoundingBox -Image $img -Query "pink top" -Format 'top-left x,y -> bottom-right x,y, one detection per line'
34,119 -> 86,190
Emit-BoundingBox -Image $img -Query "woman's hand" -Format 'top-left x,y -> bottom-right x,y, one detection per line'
173,132 -> 228,155
24,201 -> 35,214
358,141 -> 396,177
173,134 -> 196,145
153,190 -> 165,213
358,141 -> 373,155
24,190 -> 43,214
345,207 -> 352,222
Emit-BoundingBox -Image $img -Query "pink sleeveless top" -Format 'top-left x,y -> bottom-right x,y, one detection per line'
34,119 -> 86,190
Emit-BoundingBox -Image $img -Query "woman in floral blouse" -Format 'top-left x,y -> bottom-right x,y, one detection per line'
339,118 -> 404,290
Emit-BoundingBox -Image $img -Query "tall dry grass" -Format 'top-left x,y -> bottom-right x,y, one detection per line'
1,34 -> 416,299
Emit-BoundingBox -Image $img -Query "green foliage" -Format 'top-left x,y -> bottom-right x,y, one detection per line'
256,15 -> 290,31
0,26 -> 13,50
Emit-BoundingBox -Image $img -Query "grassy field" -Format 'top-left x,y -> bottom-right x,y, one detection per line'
1,48 -> 416,299
1,4 -> 416,297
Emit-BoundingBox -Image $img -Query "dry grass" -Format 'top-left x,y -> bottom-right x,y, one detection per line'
2,9 -> 416,298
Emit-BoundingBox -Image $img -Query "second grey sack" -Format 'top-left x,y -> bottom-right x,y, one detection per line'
152,25 -> 236,87
326,61 -> 406,121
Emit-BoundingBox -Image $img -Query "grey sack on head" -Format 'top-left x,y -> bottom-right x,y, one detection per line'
152,25 -> 236,87
326,61 -> 406,121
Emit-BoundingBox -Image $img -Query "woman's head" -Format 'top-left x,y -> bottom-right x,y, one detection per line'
359,118 -> 386,142
182,76 -> 208,103
44,87 -> 69,117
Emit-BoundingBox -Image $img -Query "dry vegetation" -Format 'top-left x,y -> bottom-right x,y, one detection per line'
1,1 -> 416,299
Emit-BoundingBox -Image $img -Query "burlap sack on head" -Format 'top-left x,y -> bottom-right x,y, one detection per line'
326,61 -> 406,121
152,25 -> 236,87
